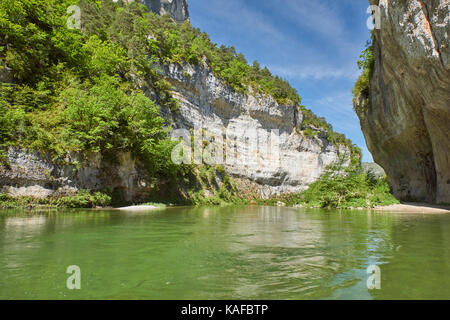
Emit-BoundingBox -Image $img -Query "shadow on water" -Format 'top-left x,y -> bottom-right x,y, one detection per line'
0,206 -> 449,299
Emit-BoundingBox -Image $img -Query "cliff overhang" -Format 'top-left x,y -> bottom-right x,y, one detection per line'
355,0 -> 449,204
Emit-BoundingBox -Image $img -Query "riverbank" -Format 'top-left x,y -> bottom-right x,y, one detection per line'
114,202 -> 450,214
2,191 -> 448,214
373,203 -> 450,214
116,204 -> 167,211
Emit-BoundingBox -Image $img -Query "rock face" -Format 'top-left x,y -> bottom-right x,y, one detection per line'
362,162 -> 386,179
355,0 -> 449,204
0,0 -> 350,201
138,0 -> 189,22
159,61 -> 349,197
0,148 -> 152,203
0,60 -> 350,200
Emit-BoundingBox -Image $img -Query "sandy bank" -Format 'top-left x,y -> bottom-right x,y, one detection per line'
374,203 -> 450,214
116,205 -> 164,212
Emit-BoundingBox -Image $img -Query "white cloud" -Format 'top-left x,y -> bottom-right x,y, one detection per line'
191,0 -> 285,42
268,0 -> 364,54
270,64 -> 359,81
280,0 -> 346,39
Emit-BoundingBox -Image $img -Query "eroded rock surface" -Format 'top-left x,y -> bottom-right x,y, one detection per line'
160,61 -> 350,197
138,0 -> 189,22
356,0 -> 449,204
0,0 -> 350,201
0,148 -> 151,203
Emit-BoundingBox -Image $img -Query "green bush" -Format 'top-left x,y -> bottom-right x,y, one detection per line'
303,128 -> 318,138
262,158 -> 399,209
0,190 -> 111,209
301,159 -> 398,209
299,105 -> 361,161
53,191 -> 111,208
353,40 -> 374,114
215,165 -> 226,175
187,169 -> 246,206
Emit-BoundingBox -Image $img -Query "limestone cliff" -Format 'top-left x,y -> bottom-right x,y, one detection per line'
158,61 -> 350,197
0,60 -> 350,201
0,148 -> 152,203
138,0 -> 189,22
0,0 -> 351,202
355,0 -> 449,204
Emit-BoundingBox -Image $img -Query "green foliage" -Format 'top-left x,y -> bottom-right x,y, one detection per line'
301,106 -> 330,130
0,0 -> 83,83
0,0 -> 363,207
303,128 -> 318,138
187,165 -> 247,206
54,190 -> 111,208
215,165 -> 226,175
300,105 -> 362,161
188,188 -> 247,206
0,190 -> 111,209
357,40 -> 374,71
262,158 -> 399,209
353,40 -> 374,114
303,160 -> 397,209
144,14 -> 301,105
0,0 -> 182,177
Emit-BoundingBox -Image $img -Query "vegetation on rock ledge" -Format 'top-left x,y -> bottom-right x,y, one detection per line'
353,39 -> 374,115
260,158 -> 399,209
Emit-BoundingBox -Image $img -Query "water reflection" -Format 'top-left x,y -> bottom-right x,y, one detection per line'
0,207 -> 449,299
370,214 -> 450,300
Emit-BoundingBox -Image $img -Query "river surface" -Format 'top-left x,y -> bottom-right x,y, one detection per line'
0,206 -> 449,300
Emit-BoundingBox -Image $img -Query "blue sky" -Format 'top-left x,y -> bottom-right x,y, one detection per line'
188,0 -> 374,162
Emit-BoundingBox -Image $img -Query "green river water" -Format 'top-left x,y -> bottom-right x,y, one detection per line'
0,206 -> 449,300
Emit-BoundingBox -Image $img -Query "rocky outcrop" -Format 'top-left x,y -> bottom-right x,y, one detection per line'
0,0 -> 350,201
355,0 -> 449,204
138,0 -> 189,22
0,148 -> 152,203
0,60 -> 350,201
158,61 -> 350,197
362,162 -> 386,179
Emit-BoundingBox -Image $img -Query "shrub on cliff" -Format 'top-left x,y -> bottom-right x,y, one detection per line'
300,105 -> 361,160
145,12 -> 301,105
353,40 -> 374,114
